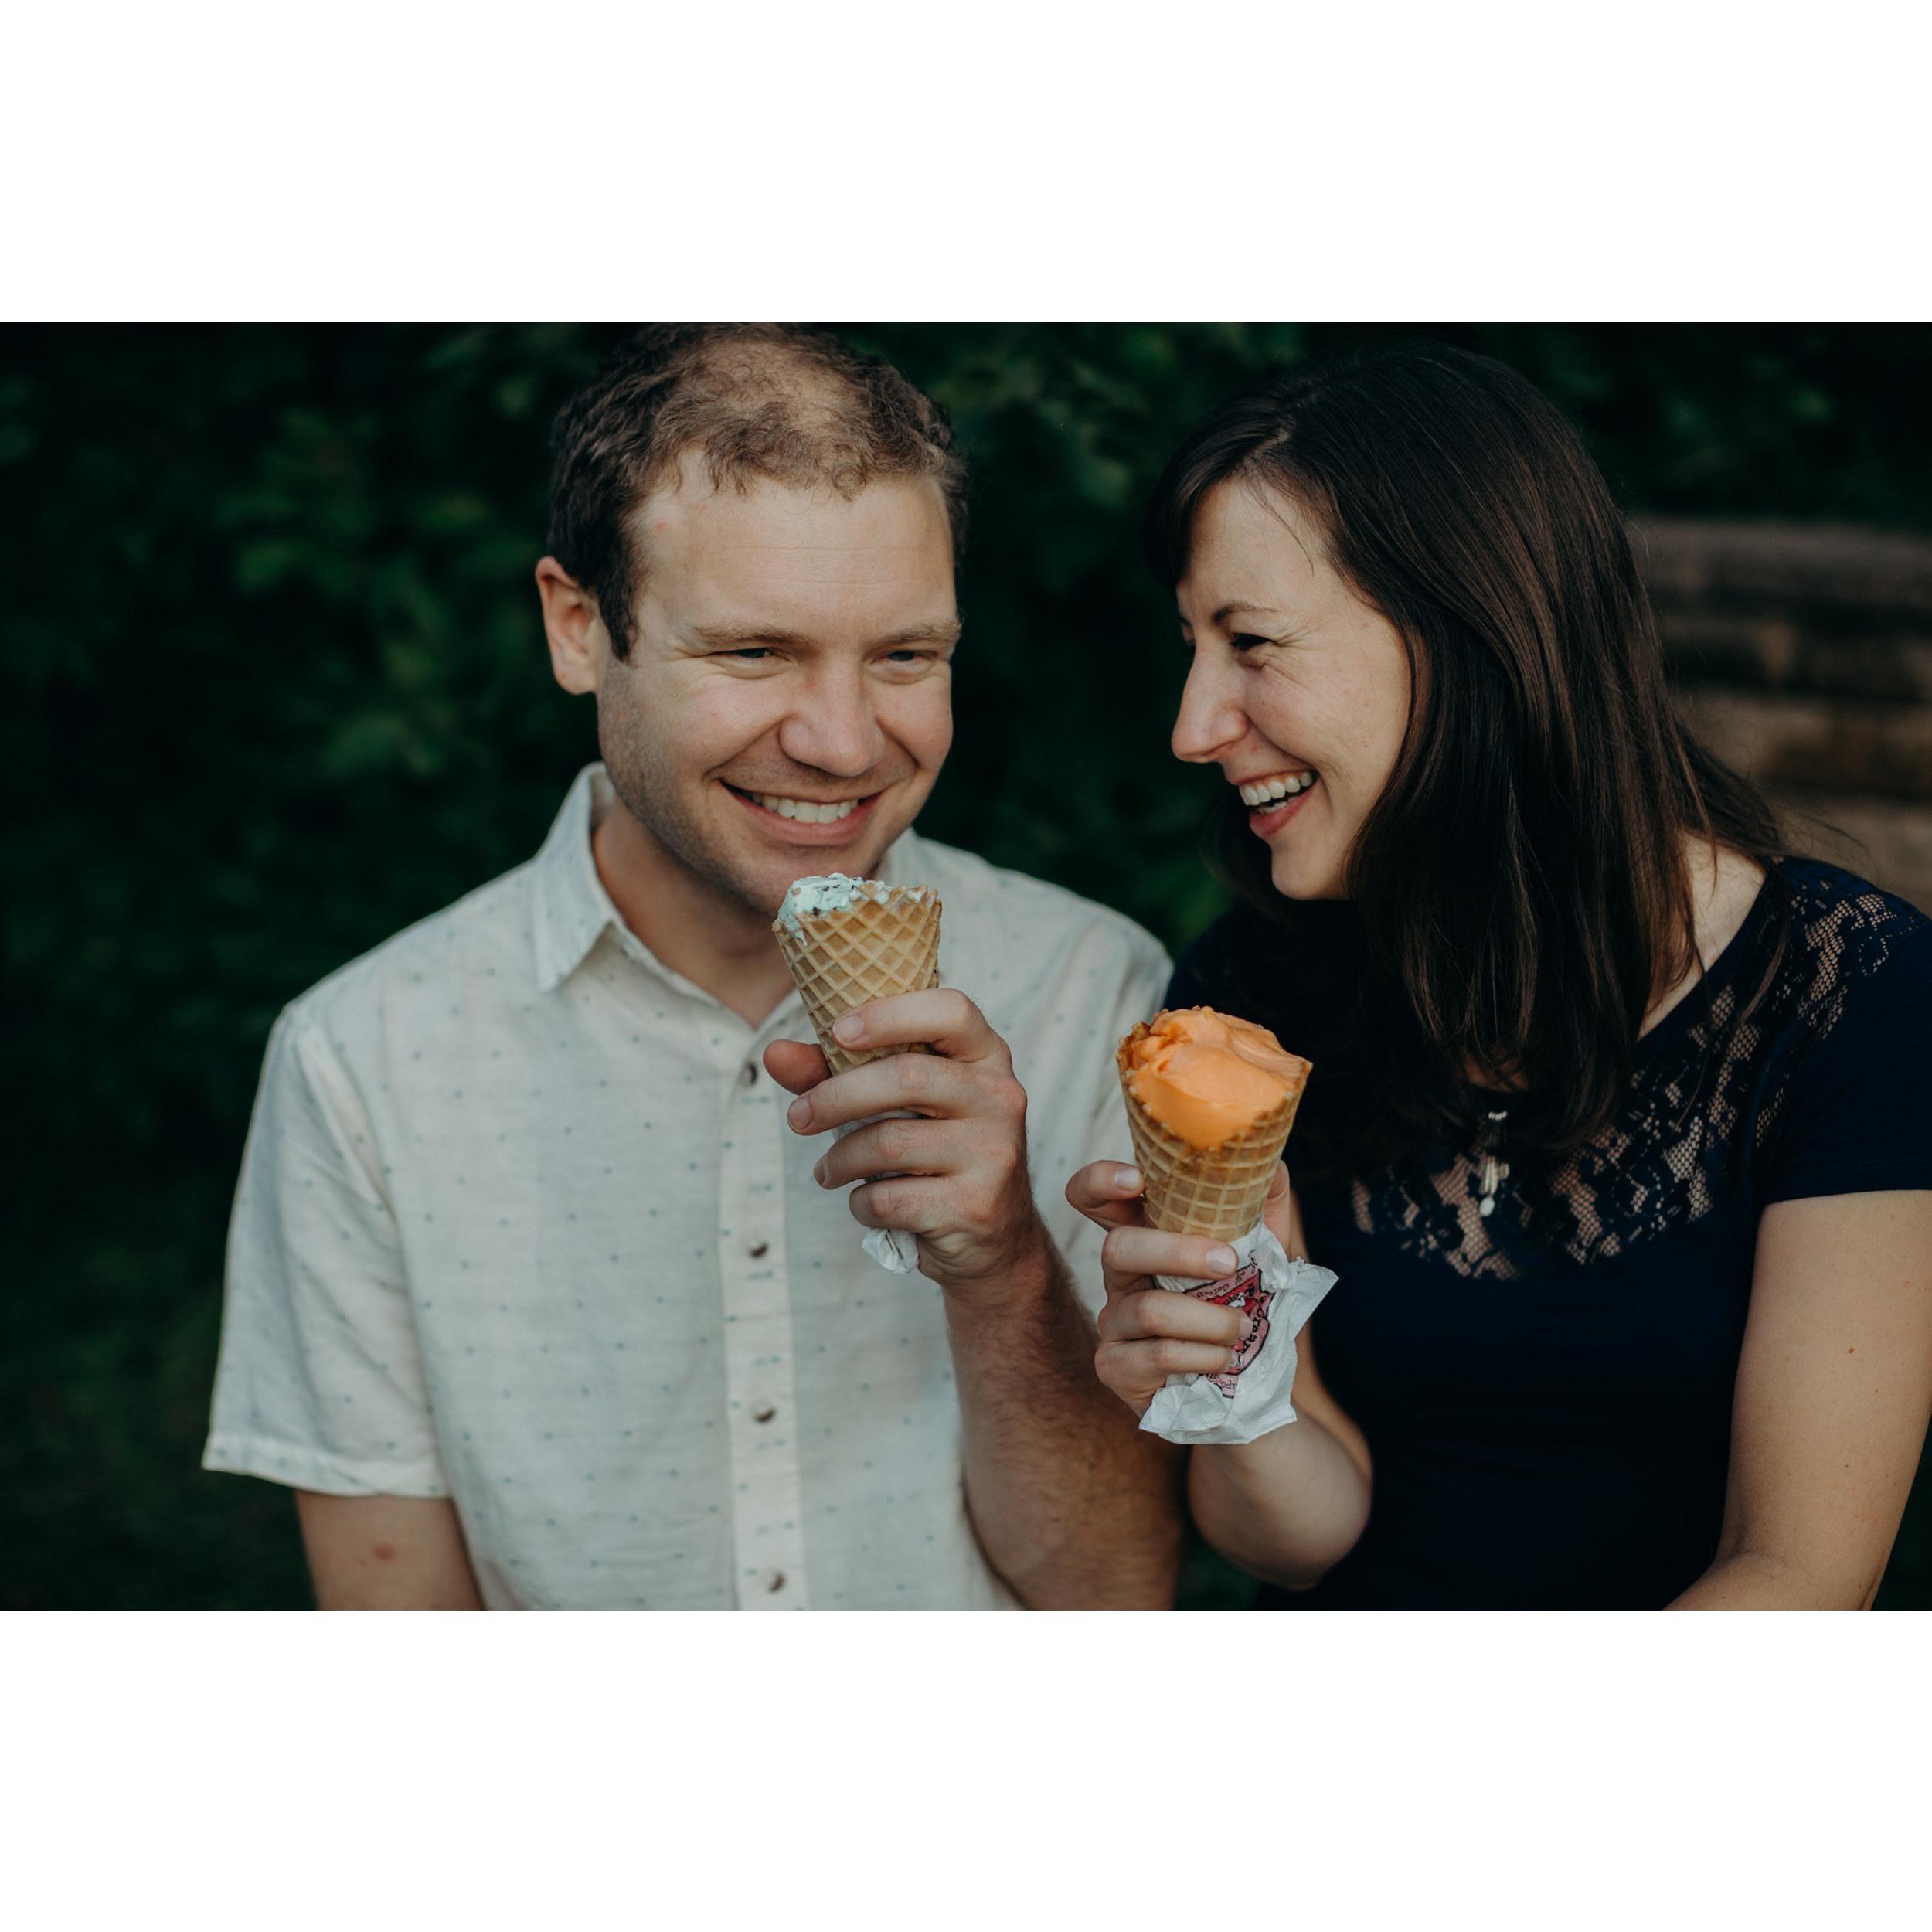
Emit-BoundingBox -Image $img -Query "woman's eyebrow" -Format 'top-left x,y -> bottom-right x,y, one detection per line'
1213,602 -> 1285,626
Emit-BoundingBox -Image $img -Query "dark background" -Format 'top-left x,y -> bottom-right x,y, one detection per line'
5,323 -> 1930,1610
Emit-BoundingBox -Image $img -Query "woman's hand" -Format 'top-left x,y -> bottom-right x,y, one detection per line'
1064,1158 -> 1300,1415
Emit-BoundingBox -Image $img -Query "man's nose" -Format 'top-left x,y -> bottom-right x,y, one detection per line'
778,667 -> 888,780
1171,650 -> 1248,765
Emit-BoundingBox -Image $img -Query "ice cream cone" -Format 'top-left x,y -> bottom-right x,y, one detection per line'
774,882 -> 943,1075
1116,1020 -> 1308,1240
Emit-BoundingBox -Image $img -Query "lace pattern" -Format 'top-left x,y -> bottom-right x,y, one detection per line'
1345,871 -> 1919,1280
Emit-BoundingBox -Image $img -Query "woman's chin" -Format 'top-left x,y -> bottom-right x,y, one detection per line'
1268,847 -> 1345,902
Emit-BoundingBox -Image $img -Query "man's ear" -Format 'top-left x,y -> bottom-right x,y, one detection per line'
535,556 -> 611,695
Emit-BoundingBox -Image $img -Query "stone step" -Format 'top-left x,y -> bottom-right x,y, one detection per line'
1662,612 -> 1932,704
1637,519 -> 1932,616
1675,687 -> 1932,804
1772,794 -> 1932,917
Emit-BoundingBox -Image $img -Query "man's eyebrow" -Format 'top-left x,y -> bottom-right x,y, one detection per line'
687,620 -> 962,648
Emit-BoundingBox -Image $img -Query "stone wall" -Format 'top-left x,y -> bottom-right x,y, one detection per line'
1639,519 -> 1932,914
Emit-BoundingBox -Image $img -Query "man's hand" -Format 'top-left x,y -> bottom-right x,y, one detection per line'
764,988 -> 1047,1289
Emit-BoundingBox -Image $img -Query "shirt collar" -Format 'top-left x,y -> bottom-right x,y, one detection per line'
531,764 -> 624,992
530,762 -> 937,995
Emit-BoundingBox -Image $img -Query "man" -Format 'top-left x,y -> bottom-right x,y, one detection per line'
205,325 -> 1179,1608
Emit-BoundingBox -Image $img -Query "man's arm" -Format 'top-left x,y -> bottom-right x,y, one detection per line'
937,1233 -> 1186,1609
295,1492 -> 484,1610
1670,1189 -> 1932,1610
767,991 -> 1188,1608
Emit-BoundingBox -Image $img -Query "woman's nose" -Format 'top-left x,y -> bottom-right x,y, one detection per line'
779,670 -> 886,779
1171,651 -> 1247,765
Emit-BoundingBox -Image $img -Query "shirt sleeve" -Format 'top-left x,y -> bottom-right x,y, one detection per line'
1761,917 -> 1932,1205
203,1005 -> 450,1498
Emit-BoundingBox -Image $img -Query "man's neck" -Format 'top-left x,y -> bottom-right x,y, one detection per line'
590,804 -> 799,1029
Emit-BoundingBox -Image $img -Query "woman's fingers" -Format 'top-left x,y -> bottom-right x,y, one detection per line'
1101,1223 -> 1240,1287
1097,1286 -> 1243,1349
1259,1160 -> 1310,1260
1065,1160 -> 1149,1231
1095,1337 -> 1242,1413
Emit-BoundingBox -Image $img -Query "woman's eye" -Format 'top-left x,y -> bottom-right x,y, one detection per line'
1230,633 -> 1273,653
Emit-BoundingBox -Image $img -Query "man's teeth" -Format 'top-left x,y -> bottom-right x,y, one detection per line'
753,792 -> 859,825
1239,771 -> 1318,808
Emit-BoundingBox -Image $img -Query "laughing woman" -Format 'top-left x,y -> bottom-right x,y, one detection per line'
1069,345 -> 1932,1608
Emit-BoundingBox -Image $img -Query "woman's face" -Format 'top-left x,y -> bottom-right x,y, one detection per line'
1172,478 -> 1413,901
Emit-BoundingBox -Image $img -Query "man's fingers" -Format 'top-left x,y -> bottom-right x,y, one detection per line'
813,1117 -> 969,1191
847,1177 -> 950,1235
763,1038 -> 831,1096
784,1048 -> 981,1134
1065,1160 -> 1149,1230
1101,1224 -> 1241,1286
829,988 -> 1007,1066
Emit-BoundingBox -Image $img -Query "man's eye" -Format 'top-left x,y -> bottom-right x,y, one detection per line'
726,647 -> 774,662
883,649 -> 932,666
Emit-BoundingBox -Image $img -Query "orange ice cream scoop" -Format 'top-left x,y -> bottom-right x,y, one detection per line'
1122,1007 -> 1311,1151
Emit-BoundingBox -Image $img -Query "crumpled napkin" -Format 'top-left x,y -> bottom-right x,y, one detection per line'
1140,1221 -> 1338,1446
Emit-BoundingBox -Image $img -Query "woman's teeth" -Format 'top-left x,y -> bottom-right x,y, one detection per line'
752,792 -> 859,824
1239,770 -> 1318,808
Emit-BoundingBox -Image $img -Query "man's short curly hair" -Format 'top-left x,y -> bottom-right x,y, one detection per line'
546,325 -> 968,660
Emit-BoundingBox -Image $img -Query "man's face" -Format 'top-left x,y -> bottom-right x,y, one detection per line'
593,466 -> 958,919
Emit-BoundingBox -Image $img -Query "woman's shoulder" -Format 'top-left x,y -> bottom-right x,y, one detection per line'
1771,857 -> 1932,1029
1743,859 -> 1932,1205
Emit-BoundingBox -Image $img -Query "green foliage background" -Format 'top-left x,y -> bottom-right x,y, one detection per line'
5,324 -> 1930,1610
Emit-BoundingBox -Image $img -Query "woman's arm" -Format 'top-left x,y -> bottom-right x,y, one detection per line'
1671,1190 -> 1932,1609
1070,1161 -> 1373,1593
1187,1321 -> 1372,1590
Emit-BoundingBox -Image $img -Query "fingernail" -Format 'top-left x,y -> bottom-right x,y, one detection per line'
1237,1314 -> 1255,1343
787,1099 -> 811,1129
832,1013 -> 862,1044
1227,1349 -> 1242,1372
811,1160 -> 826,1185
1207,1247 -> 1237,1276
1115,1165 -> 1142,1192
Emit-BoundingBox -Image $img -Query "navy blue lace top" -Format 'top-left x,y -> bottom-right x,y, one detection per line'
1165,860 -> 1932,1608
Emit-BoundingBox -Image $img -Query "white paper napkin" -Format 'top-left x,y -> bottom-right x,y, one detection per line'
1140,1221 -> 1338,1446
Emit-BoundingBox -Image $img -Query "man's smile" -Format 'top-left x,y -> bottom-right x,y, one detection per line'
721,780 -> 886,842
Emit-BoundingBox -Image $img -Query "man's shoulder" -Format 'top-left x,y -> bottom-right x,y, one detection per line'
910,834 -> 1169,977
277,856 -> 540,1060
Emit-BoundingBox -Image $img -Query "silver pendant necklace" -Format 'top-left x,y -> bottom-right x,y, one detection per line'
1476,1108 -> 1510,1218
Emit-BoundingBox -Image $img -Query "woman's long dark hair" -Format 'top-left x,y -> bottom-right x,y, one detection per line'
1146,344 -> 1787,1183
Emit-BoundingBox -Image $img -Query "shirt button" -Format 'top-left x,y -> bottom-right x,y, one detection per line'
752,1403 -> 777,1423
748,1241 -> 769,1258
764,1570 -> 785,1593
742,1062 -> 759,1087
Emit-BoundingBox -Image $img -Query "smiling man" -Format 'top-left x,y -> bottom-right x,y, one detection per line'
203,326 -> 1180,1609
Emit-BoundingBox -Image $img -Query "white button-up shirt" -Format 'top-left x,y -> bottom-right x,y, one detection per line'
206,764 -> 1169,1608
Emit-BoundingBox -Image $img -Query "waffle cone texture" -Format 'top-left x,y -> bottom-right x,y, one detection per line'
774,890 -> 943,1075
1116,1023 -> 1307,1240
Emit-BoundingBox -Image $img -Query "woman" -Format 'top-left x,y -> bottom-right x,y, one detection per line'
1068,345 -> 1932,1608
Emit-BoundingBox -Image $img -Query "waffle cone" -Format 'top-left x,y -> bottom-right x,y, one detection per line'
774,889 -> 943,1075
1116,1023 -> 1308,1240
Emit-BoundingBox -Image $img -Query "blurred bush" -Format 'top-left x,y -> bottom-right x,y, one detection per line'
4,323 -> 1929,1608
